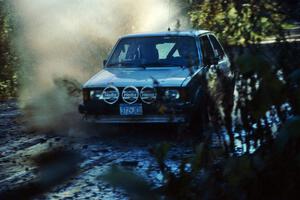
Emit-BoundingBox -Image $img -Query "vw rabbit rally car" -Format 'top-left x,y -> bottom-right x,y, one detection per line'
79,30 -> 233,134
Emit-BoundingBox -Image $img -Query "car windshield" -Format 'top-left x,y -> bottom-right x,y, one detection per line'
107,36 -> 199,67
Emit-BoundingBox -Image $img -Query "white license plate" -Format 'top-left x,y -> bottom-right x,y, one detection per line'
120,104 -> 143,116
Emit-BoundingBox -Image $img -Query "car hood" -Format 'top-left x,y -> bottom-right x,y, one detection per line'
84,67 -> 196,88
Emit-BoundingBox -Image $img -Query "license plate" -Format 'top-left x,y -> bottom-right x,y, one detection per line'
120,104 -> 143,116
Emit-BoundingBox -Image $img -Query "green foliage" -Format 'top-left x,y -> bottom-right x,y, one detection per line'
99,118 -> 300,199
236,52 -> 286,120
275,116 -> 300,153
149,143 -> 171,173
224,116 -> 300,199
187,0 -> 295,154
146,117 -> 300,199
0,0 -> 18,98
189,0 -> 285,45
148,141 -> 228,199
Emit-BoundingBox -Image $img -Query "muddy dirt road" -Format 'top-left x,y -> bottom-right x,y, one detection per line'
0,100 -> 223,199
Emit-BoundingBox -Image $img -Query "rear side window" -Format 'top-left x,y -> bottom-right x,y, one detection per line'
209,35 -> 225,58
199,35 -> 215,66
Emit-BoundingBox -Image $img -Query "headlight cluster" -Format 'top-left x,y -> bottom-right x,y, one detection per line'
86,86 -> 158,105
84,87 -> 184,104
164,89 -> 180,100
90,90 -> 104,100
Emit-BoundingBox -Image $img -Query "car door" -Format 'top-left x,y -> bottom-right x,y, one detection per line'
199,34 -> 228,116
199,34 -> 215,68
207,35 -> 234,134
208,34 -> 231,77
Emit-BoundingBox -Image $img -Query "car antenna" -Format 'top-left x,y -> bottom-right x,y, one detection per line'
168,0 -> 171,32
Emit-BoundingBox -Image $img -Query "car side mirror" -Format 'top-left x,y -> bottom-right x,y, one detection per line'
103,59 -> 107,67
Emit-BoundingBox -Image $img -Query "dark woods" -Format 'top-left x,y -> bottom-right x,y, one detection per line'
186,0 -> 300,153
150,1 -> 300,199
0,1 -> 17,98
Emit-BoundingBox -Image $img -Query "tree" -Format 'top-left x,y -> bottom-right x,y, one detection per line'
188,0 -> 300,154
189,0 -> 285,46
0,0 -> 17,98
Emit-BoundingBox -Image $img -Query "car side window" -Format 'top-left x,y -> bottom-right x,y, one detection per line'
209,35 -> 225,59
199,35 -> 215,66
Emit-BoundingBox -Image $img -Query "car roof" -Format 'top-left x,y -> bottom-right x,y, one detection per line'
120,30 -> 210,39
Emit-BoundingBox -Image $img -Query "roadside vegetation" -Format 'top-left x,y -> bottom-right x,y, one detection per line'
0,1 -> 17,98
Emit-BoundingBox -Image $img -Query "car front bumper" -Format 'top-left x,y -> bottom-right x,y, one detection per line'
82,114 -> 187,124
79,102 -> 191,124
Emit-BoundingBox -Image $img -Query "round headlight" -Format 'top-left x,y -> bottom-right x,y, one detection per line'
140,86 -> 157,104
102,86 -> 120,104
165,89 -> 180,100
122,86 -> 139,104
90,90 -> 103,100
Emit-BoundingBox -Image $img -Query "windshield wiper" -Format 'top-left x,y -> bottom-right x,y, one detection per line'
107,61 -> 135,67
140,62 -> 184,68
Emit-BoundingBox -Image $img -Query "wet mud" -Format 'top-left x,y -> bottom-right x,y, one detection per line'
0,100 -> 224,199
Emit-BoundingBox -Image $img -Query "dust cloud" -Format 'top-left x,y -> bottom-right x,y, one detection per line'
12,0 -> 187,130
